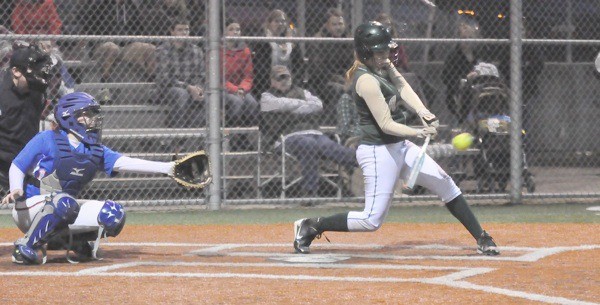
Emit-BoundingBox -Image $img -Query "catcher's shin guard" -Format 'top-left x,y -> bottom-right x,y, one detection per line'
13,193 -> 79,264
97,200 -> 126,237
75,200 -> 127,262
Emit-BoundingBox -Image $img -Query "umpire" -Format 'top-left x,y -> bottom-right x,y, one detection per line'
0,43 -> 52,190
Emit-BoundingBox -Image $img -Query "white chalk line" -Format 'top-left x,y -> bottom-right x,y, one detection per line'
0,260 -> 596,305
0,243 -> 598,305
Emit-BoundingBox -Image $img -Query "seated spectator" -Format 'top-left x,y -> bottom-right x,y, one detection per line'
252,9 -> 304,97
155,18 -> 205,128
222,18 -> 259,126
260,65 -> 357,199
307,7 -> 354,124
81,0 -> 156,85
11,0 -> 63,64
143,0 -> 189,36
0,26 -> 13,70
442,16 -> 490,124
11,0 -> 62,36
374,13 -> 410,72
336,92 -> 360,146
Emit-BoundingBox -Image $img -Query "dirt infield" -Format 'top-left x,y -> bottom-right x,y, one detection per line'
0,223 -> 598,304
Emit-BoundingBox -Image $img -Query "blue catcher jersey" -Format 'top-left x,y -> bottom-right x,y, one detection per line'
12,130 -> 122,198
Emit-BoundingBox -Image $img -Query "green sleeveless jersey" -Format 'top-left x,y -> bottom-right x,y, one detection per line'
352,65 -> 407,145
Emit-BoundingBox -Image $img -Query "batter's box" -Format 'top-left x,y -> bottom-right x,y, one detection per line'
187,243 -> 600,263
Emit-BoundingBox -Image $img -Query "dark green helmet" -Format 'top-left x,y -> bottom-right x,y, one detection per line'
354,21 -> 395,61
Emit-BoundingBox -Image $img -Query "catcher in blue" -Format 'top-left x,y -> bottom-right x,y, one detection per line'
1,92 -> 210,265
293,22 -> 499,256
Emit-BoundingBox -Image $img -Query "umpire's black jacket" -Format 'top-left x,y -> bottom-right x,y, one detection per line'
0,69 -> 45,182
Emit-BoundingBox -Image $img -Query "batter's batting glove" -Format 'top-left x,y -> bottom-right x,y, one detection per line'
417,109 -> 439,128
416,126 -> 437,139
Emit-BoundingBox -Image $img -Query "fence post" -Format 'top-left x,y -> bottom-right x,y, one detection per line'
509,0 -> 523,205
207,0 -> 222,210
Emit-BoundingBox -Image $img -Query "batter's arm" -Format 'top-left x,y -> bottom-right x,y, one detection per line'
385,62 -> 428,114
356,74 -> 430,138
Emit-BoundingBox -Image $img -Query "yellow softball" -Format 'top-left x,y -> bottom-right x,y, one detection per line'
452,133 -> 474,151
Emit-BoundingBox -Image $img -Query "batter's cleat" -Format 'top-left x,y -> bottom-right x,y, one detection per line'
12,244 -> 39,265
293,218 -> 321,254
477,230 -> 500,256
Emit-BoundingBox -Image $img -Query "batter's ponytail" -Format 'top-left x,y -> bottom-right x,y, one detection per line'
345,53 -> 363,87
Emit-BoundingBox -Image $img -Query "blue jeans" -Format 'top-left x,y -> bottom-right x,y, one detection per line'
224,92 -> 259,126
164,87 -> 205,128
284,134 -> 357,195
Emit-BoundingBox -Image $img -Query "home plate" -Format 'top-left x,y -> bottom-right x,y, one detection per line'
271,254 -> 351,263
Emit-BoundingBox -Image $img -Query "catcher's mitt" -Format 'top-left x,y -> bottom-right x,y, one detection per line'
171,150 -> 212,189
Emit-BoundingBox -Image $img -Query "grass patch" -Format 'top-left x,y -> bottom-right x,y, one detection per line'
0,203 -> 597,228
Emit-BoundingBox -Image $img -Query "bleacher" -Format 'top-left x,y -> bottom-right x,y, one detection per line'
65,58 -> 344,201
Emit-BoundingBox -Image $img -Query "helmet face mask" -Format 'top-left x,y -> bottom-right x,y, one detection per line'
354,21 -> 395,62
55,92 -> 103,145
75,106 -> 103,136
10,42 -> 53,92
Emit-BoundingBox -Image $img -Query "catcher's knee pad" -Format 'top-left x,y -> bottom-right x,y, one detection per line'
97,200 -> 126,237
21,193 -> 79,248
53,193 -> 80,223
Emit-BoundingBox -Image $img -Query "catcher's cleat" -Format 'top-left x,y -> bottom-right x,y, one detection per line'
12,244 -> 38,265
477,230 -> 500,256
67,240 -> 95,264
293,218 -> 321,254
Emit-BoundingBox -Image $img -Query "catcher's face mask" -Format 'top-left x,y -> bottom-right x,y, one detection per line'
75,106 -> 104,143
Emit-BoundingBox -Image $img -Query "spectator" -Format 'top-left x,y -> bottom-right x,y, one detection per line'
260,65 -> 357,199
0,26 -> 13,70
222,18 -> 259,127
186,0 -> 205,37
307,7 -> 354,124
336,92 -> 360,145
11,0 -> 62,36
155,18 -> 205,128
0,43 -> 52,190
442,16 -> 490,124
143,0 -> 189,36
0,2 -> 12,29
374,13 -> 410,72
252,9 -> 304,97
497,20 -> 544,105
497,19 -> 544,133
81,0 -> 156,84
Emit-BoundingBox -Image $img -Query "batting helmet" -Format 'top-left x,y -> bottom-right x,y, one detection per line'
55,92 -> 103,145
354,21 -> 396,61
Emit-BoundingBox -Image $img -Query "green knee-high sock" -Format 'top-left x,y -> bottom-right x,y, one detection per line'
445,195 -> 483,240
313,212 -> 349,233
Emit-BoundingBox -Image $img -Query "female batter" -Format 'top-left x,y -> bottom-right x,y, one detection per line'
293,21 -> 499,256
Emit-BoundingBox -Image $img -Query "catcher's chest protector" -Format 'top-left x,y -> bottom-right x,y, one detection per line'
48,131 -> 103,196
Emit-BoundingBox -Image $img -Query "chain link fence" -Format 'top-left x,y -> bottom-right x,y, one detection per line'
0,0 -> 598,209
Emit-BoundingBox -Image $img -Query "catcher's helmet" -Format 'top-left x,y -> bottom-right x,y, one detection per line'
55,92 -> 103,145
354,21 -> 396,61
